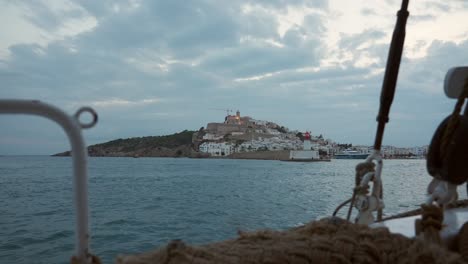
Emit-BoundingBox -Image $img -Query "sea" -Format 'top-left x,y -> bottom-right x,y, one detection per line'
0,156 -> 460,263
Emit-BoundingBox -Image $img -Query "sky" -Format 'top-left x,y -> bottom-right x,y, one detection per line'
1,0 -> 468,155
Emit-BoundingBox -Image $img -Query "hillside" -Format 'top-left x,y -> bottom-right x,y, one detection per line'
53,130 -> 199,157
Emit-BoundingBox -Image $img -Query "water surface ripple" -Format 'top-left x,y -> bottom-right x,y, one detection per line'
0,156 -> 456,263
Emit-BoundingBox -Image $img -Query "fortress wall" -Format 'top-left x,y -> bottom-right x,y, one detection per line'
207,123 -> 248,134
206,123 -> 219,132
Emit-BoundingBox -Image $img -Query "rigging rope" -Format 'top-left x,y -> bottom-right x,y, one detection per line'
345,162 -> 374,221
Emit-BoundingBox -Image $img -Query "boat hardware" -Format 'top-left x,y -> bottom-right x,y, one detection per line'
427,71 -> 468,191
340,0 -> 410,224
0,100 -> 97,264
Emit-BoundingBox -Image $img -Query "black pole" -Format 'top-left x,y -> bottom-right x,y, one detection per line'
374,0 -> 410,150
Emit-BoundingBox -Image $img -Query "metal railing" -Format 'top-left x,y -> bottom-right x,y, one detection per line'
0,99 -> 97,264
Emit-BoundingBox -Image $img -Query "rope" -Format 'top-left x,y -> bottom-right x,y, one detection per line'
332,198 -> 351,217
70,254 -> 102,264
378,182 -> 384,221
440,77 -> 468,159
116,218 -> 466,264
380,199 -> 468,221
345,162 -> 375,221
415,204 -> 444,245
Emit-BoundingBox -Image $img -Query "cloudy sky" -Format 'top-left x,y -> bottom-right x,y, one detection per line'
1,0 -> 468,155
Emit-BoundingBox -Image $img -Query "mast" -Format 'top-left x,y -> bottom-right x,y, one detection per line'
373,0 -> 410,150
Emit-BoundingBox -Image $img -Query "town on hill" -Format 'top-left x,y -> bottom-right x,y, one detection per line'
53,111 -> 428,159
193,111 -> 427,159
192,110 -> 330,159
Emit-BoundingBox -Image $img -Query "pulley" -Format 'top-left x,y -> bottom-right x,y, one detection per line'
427,67 -> 468,185
427,115 -> 468,185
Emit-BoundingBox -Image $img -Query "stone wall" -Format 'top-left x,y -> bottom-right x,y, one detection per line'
206,123 -> 248,134
227,150 -> 289,160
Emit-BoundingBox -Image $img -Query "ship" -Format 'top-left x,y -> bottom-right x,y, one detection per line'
334,149 -> 370,159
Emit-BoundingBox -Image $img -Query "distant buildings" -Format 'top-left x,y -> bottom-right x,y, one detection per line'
198,142 -> 234,157
380,145 -> 428,158
197,111 -> 333,157
196,111 -> 429,159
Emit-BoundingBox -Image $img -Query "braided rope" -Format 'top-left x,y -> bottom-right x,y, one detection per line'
415,204 -> 444,245
70,254 -> 102,264
440,77 -> 468,159
117,218 -> 466,264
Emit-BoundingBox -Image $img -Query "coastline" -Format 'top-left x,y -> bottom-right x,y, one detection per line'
52,150 -> 426,161
227,150 -> 289,160
52,150 -> 291,160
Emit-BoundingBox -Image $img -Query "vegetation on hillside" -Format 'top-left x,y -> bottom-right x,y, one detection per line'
93,130 -> 195,152
53,130 -> 196,157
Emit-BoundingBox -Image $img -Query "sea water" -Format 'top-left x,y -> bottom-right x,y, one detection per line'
0,156 -> 446,263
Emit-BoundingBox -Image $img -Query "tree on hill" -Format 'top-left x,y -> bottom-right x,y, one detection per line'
296,132 -> 304,141
54,130 -> 197,157
277,126 -> 288,133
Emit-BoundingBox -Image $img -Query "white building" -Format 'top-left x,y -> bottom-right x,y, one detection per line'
382,145 -> 396,157
202,133 -> 223,141
266,128 -> 281,135
410,146 -> 428,156
289,150 -> 319,160
236,137 -> 303,152
394,147 -> 411,156
199,142 -> 234,156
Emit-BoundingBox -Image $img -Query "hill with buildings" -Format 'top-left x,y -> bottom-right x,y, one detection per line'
53,111 -> 428,159
193,111 -> 428,159
192,111 -> 333,159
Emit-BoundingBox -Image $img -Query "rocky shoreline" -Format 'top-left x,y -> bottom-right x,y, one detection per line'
53,145 -> 197,158
53,148 -> 291,161
227,150 -> 289,160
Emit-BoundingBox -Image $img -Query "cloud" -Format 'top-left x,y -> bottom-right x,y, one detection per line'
399,39 -> 468,94
423,1 -> 452,12
201,44 -> 319,78
360,8 -> 377,16
1,0 -> 468,154
411,14 -> 436,22
0,1 -> 97,60
339,30 -> 386,50
87,97 -> 162,108
249,0 -> 327,10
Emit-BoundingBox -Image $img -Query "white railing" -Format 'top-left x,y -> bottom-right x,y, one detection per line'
0,99 -> 96,264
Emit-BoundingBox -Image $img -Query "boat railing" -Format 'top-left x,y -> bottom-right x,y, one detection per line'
0,99 -> 96,264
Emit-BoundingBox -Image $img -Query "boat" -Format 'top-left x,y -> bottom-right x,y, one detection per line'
2,0 -> 468,263
334,149 -> 370,159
